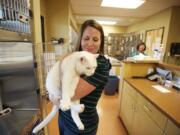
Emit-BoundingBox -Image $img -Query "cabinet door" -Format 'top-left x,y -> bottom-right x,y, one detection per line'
165,120 -> 180,135
131,104 -> 163,135
120,89 -> 135,134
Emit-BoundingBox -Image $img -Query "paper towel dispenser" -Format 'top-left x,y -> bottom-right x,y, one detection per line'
170,43 -> 180,56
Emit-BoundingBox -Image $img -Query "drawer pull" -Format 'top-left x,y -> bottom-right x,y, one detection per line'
143,105 -> 152,112
132,104 -> 138,112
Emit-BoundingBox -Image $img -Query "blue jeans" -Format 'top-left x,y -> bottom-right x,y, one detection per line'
58,116 -> 97,135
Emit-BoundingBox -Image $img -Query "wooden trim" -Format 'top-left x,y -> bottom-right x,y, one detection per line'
20,111 -> 41,135
158,62 -> 180,72
122,60 -> 159,64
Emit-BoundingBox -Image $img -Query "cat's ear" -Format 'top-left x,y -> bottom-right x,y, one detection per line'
94,54 -> 99,59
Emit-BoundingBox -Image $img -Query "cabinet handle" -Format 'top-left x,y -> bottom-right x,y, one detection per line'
132,104 -> 138,112
143,105 -> 152,112
132,104 -> 134,112
134,105 -> 138,112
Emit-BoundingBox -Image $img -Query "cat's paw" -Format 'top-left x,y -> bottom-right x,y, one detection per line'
60,100 -> 71,111
77,123 -> 84,130
78,104 -> 85,113
71,104 -> 85,113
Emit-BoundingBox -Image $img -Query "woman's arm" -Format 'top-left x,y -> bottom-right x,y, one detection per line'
49,78 -> 95,104
71,78 -> 96,101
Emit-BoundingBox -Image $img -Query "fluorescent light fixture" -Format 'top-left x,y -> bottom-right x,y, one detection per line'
97,20 -> 117,25
101,0 -> 145,9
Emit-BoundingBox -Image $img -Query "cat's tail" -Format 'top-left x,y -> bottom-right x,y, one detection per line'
32,105 -> 59,134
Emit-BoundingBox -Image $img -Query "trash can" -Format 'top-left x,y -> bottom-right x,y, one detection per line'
104,76 -> 119,95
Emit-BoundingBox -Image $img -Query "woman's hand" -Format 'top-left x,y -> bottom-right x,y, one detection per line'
49,94 -> 60,106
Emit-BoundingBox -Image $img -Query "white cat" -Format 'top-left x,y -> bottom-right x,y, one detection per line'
32,51 -> 98,134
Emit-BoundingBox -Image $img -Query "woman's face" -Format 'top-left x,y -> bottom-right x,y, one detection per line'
81,26 -> 101,54
138,44 -> 146,53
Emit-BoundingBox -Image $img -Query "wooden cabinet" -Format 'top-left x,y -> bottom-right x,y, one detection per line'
120,86 -> 136,134
119,62 -> 180,135
165,120 -> 180,135
131,104 -> 163,135
120,80 -> 179,135
131,95 -> 164,135
120,81 -> 139,134
137,94 -> 167,130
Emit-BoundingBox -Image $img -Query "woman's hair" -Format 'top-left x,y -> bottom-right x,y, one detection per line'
136,42 -> 146,51
76,19 -> 105,55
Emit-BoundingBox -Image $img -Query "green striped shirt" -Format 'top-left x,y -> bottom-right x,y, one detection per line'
59,55 -> 111,134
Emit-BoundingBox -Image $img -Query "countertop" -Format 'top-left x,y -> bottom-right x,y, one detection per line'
111,62 -> 122,66
123,59 -> 159,64
125,78 -> 180,128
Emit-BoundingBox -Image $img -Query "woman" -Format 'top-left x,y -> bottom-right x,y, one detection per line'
131,42 -> 146,57
58,20 -> 111,135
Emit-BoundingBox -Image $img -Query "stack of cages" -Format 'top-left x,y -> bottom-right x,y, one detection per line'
0,1 -> 42,134
106,32 -> 145,60
42,51 -> 56,96
0,0 -> 31,33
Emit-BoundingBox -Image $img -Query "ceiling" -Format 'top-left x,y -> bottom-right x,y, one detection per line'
70,0 -> 180,26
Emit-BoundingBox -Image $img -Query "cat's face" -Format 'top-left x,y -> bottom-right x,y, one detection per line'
76,51 -> 98,76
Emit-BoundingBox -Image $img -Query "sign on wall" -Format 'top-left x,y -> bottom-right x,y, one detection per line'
145,27 -> 164,60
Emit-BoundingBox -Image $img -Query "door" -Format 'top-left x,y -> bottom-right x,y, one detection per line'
120,89 -> 136,134
131,103 -> 163,135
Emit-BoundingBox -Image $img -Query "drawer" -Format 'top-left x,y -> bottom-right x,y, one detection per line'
138,94 -> 167,130
123,81 -> 139,100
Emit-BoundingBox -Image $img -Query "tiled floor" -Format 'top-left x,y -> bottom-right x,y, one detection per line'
46,92 -> 127,135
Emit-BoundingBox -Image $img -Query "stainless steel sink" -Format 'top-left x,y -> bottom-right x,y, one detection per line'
0,109 -> 38,135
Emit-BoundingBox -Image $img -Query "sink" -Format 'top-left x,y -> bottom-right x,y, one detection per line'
0,109 -> 38,135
